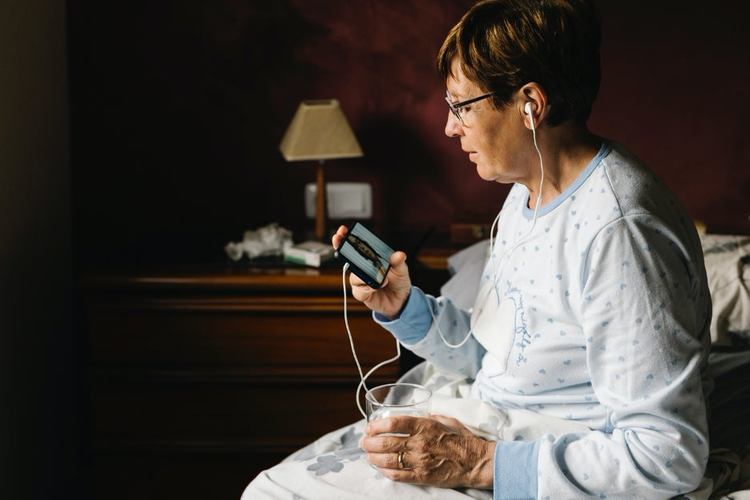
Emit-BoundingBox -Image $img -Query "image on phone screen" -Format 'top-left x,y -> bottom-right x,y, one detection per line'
335,222 -> 394,288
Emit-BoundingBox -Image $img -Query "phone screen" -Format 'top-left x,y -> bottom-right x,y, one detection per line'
335,222 -> 394,289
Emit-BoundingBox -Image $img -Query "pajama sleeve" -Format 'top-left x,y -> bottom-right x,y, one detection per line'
374,286 -> 487,380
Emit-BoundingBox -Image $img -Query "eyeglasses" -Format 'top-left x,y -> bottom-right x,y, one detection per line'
445,90 -> 497,127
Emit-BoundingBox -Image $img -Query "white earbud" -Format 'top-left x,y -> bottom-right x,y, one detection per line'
525,102 -> 535,130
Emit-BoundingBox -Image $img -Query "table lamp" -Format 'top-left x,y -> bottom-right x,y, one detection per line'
279,99 -> 363,241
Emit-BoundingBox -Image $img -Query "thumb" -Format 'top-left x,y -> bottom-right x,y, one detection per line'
390,250 -> 407,268
384,250 -> 411,292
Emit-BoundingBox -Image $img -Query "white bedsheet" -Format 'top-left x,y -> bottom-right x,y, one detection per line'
241,361 -> 750,499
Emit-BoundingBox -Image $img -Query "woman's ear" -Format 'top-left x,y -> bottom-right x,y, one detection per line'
520,84 -> 546,130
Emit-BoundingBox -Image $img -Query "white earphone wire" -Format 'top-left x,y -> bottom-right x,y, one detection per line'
440,103 -> 545,348
341,262 -> 401,419
340,110 -> 546,408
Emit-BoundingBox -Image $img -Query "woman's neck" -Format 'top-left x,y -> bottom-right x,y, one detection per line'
528,126 -> 600,207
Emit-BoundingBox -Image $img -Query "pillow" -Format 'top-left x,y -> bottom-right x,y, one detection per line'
439,239 -> 490,310
700,234 -> 750,347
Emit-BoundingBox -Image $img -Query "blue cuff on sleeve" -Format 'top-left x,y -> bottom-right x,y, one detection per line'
373,286 -> 433,345
494,440 -> 539,500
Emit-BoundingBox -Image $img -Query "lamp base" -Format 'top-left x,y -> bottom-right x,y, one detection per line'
315,161 -> 327,242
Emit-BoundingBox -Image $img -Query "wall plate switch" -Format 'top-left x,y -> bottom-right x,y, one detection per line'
305,182 -> 372,219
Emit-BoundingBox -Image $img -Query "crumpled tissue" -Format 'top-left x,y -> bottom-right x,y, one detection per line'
224,222 -> 293,261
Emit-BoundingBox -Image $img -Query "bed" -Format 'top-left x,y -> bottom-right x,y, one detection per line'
696,233 -> 750,499
244,232 -> 750,499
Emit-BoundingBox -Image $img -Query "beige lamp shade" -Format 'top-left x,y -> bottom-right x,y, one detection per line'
279,99 -> 363,161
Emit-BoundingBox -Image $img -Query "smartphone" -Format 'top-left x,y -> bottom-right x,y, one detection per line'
335,222 -> 395,289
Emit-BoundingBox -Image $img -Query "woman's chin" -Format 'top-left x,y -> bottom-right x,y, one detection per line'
475,166 -> 497,182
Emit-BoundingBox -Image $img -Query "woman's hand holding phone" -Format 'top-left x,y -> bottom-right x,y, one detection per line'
332,224 -> 412,320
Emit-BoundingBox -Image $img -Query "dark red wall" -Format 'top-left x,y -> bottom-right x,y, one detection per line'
69,0 -> 750,265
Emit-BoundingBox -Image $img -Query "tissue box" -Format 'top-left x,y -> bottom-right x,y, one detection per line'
283,241 -> 336,267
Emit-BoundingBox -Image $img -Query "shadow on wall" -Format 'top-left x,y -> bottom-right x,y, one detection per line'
357,115 -> 456,235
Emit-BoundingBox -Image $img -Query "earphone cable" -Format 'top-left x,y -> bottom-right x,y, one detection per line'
341,262 -> 401,419
339,109 -> 547,417
442,113 -> 546,350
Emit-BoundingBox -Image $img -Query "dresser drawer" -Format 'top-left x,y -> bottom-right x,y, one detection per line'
86,297 -> 397,370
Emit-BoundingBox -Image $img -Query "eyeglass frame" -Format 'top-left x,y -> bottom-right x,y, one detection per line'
445,90 -> 497,126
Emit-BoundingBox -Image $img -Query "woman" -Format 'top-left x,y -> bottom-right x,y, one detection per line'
244,1 -> 712,498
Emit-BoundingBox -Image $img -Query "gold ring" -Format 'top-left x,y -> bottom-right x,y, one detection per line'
397,451 -> 404,469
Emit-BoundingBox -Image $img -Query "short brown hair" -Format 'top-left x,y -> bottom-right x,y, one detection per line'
437,0 -> 601,127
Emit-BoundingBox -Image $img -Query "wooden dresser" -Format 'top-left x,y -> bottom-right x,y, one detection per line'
80,263 -> 429,499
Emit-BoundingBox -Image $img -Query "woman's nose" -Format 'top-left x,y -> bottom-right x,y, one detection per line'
445,112 -> 462,137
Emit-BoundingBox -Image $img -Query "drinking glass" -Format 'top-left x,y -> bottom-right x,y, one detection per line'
364,383 -> 432,423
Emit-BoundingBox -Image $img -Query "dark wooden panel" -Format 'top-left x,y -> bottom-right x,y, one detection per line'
87,307 -> 397,369
82,265 -> 406,500
89,379 -> 375,449
91,452 -> 271,500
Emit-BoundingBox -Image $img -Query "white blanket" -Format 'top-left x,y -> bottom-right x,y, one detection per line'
241,361 -> 750,499
242,361 -> 583,499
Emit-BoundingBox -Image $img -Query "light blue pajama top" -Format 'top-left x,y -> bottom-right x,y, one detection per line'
374,140 -> 712,499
